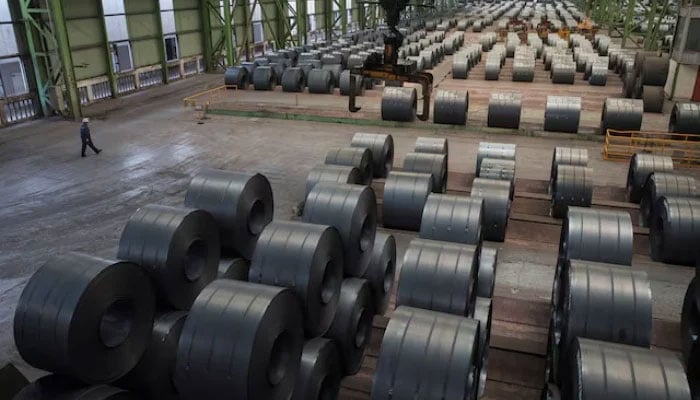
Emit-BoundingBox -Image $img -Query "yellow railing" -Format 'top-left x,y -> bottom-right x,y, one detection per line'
183,85 -> 236,108
604,129 -> 700,167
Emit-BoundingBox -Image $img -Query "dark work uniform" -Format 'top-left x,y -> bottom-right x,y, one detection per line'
80,123 -> 101,157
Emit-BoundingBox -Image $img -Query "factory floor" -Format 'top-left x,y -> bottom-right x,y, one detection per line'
0,67 -> 696,398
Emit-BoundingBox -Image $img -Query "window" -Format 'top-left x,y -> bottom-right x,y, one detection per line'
160,0 -> 177,34
253,22 -> 264,43
0,57 -> 29,97
111,41 -> 133,72
164,35 -> 179,61
688,19 -> 700,52
102,0 -> 129,42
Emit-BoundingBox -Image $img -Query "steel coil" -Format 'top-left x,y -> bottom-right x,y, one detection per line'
307,69 -> 334,93
476,142 -> 517,173
622,71 -> 636,98
484,60 -> 501,80
296,63 -> 314,85
281,67 -> 305,92
414,136 -> 448,159
322,64 -> 342,86
669,102 -> 700,134
641,85 -> 664,113
291,338 -> 342,400
339,70 -> 365,96
303,182 -> 377,277
419,194 -> 483,245
269,63 -> 285,84
382,171 -> 433,230
324,147 -> 374,184
478,158 -> 516,189
559,207 -> 634,266
650,197 -> 700,265
185,168 -> 273,259
639,173 -> 697,227
551,63 -> 575,84
372,306 -> 480,400
175,280 -> 304,400
14,375 -> 133,399
241,61 -> 256,76
116,311 -> 187,399
407,56 -> 425,72
589,63 -> 608,86
487,92 -> 522,129
681,278 -> 700,369
321,53 -> 342,65
253,66 -> 276,90
249,221 -> 343,336
350,132 -> 394,178
549,260 -> 652,384
640,55 -> 670,86
433,89 -> 468,125
452,58 -> 469,79
363,232 -> 396,315
14,253 -> 155,383
600,98 -> 644,134
224,66 -> 249,89
402,152 -> 448,193
626,153 -> 674,202
476,246 -> 498,298
512,60 -> 535,82
544,96 -> 581,133
218,257 -> 250,280
306,164 -> 362,198
471,178 -> 511,242
549,147 -> 589,190
551,164 -> 593,218
381,87 -> 417,122
325,278 -> 373,375
564,338 -> 690,400
473,297 -> 492,399
397,238 -> 478,316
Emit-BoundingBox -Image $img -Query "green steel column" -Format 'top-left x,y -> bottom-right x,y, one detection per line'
296,0 -> 308,45
324,0 -> 332,40
47,0 -> 81,119
200,0 -> 215,70
19,0 -> 50,116
358,1 -> 365,29
97,1 -> 118,97
622,0 -> 636,47
223,0 -> 235,65
339,0 -> 347,34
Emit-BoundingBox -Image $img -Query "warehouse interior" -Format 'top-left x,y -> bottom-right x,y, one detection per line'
2,0 -> 700,399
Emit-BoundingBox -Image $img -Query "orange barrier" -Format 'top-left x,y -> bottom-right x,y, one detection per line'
604,129 -> 700,167
183,85 -> 236,108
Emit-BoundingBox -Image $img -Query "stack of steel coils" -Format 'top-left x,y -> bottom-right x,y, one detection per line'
622,52 -> 670,113
549,147 -> 592,218
472,142 -> 516,241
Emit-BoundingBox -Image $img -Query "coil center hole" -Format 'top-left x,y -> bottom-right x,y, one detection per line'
185,239 -> 207,282
267,330 -> 292,386
247,200 -> 266,235
358,216 -> 373,253
320,261 -> 340,305
99,299 -> 135,348
383,259 -> 395,294
353,307 -> 371,349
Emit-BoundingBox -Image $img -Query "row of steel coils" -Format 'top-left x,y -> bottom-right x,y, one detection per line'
13,161 -> 398,399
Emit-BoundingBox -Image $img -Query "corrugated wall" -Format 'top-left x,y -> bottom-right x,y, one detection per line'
125,0 -> 161,68
174,0 -> 202,57
63,0 -> 108,80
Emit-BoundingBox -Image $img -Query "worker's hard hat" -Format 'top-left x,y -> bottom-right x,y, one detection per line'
82,118 -> 89,123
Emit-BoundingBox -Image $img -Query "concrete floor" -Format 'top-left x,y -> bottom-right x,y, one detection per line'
0,70 -> 696,385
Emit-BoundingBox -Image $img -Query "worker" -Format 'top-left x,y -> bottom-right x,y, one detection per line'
80,117 -> 102,157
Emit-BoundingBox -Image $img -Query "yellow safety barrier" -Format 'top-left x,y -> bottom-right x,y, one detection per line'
183,85 -> 237,108
604,129 -> 700,167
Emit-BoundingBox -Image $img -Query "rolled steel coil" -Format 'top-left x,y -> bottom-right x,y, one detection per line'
118,204 -> 220,310
269,63 -> 285,84
363,232 -> 396,315
322,63 -> 342,87
281,67 -> 305,92
296,63 -> 314,85
471,178 -> 511,242
407,56 -> 425,72
174,280 -> 304,400
302,182 -> 377,277
307,69 -> 334,93
478,158 -> 516,189
381,87 -> 417,122
241,61 -> 256,76
512,60 -> 535,82
551,164 -> 593,218
681,277 -> 700,368
414,136 -> 448,158
253,66 -> 276,90
473,297 -> 492,398
552,63 -> 575,84
453,58 -> 469,79
14,253 -> 155,383
372,306 -> 480,400
484,61 -> 501,80
640,55 -> 670,86
321,53 -> 342,65
324,147 -> 374,184
487,92 -> 522,129
650,197 -> 700,265
549,147 -> 589,189
347,54 -> 365,69
402,152 -> 448,193
306,164 -> 362,198
476,142 -> 517,174
218,257 -> 250,280
325,278 -> 373,375
639,173 -> 697,227
351,132 -> 394,178
224,66 -> 249,89
433,89 -> 468,125
14,376 -> 133,400
473,20 -> 483,32
669,102 -> 700,134
549,260 -> 652,384
641,85 -> 665,113
622,70 -> 636,98
626,153 -> 674,203
382,171 -> 433,230
563,338 -> 690,400
397,238 -> 479,316
559,207 -> 634,266
116,311 -> 187,398
185,168 -> 273,259
339,70 -> 365,96
589,63 -> 608,86
544,96 -> 581,133
419,194 -> 483,245
254,57 -> 270,66
291,338 -> 342,400
600,98 -> 644,134
249,221 -> 343,336
476,246 -> 498,298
